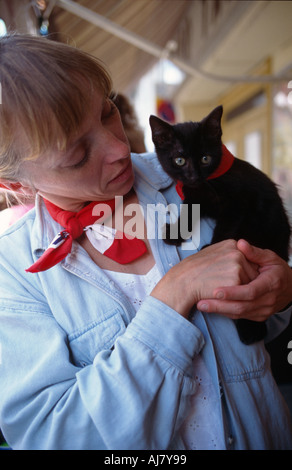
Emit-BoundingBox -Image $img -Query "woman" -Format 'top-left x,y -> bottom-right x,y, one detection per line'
0,34 -> 291,450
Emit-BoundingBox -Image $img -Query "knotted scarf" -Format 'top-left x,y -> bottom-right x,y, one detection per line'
26,198 -> 147,273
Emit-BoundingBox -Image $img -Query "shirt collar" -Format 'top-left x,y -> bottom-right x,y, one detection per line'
131,152 -> 172,190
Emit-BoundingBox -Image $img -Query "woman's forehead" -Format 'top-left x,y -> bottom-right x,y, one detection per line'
24,89 -> 106,169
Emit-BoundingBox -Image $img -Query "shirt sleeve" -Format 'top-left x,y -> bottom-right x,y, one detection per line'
0,282 -> 204,450
265,304 -> 292,343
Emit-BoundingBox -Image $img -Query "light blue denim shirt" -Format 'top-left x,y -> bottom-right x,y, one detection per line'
0,153 -> 291,450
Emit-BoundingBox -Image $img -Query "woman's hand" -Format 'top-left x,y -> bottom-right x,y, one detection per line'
151,239 -> 259,319
197,239 -> 292,322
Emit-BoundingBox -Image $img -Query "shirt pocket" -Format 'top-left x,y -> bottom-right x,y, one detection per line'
206,315 -> 268,383
218,344 -> 267,383
68,308 -> 126,367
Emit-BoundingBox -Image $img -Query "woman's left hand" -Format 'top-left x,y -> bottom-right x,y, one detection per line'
197,239 -> 292,322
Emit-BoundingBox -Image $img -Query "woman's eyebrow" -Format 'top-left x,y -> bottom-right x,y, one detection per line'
58,95 -> 104,165
66,100 -> 103,151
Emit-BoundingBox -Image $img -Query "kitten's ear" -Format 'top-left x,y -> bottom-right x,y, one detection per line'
149,115 -> 174,147
202,105 -> 223,139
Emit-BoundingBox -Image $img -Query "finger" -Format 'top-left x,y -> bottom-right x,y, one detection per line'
239,259 -> 259,283
237,239 -> 274,267
212,256 -> 282,302
196,298 -> 269,321
196,298 -> 245,318
212,280 -> 265,302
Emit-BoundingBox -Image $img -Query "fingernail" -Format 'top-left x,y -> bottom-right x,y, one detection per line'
199,303 -> 208,312
216,291 -> 224,299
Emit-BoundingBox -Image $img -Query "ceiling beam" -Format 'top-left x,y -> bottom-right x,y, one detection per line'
56,0 -> 164,60
56,0 -> 292,84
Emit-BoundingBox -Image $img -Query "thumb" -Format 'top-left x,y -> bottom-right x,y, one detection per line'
236,239 -> 274,267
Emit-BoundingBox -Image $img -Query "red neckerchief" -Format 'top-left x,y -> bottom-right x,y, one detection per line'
26,198 -> 147,273
176,144 -> 235,199
0,182 -> 22,192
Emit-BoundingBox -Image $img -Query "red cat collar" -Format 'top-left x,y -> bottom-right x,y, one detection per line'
207,144 -> 235,180
176,143 -> 235,199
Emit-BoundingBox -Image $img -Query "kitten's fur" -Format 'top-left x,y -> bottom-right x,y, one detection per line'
150,106 -> 291,345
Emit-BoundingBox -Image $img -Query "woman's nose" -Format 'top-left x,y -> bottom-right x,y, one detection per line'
104,128 -> 130,163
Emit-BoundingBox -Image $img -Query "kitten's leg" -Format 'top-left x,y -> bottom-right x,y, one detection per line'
163,217 -> 185,245
235,319 -> 267,345
163,203 -> 194,246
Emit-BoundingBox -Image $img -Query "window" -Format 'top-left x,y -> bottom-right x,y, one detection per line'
0,18 -> 7,37
244,131 -> 262,170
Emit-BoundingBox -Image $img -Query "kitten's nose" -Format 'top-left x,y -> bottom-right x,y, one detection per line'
186,173 -> 199,185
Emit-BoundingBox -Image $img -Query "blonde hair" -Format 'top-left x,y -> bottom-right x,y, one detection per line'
0,33 -> 112,182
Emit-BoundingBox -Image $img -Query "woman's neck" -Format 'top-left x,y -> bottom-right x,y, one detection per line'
39,187 -> 136,213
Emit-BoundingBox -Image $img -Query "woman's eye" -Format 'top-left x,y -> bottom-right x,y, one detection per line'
73,149 -> 90,169
201,155 -> 212,165
174,156 -> 186,166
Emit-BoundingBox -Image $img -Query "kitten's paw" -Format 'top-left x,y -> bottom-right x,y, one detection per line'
163,223 -> 185,246
163,238 -> 182,246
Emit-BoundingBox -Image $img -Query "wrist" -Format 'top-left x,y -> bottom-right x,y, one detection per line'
150,272 -> 194,319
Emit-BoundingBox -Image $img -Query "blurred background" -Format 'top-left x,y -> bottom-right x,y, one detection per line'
0,1 -> 291,441
1,0 -> 292,230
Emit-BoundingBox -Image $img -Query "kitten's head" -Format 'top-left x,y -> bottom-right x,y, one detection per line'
149,106 -> 223,186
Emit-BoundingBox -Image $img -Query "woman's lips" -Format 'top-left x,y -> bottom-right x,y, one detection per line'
109,160 -> 133,185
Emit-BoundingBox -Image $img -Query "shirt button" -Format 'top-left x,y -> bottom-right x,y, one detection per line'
228,435 -> 234,446
219,381 -> 224,398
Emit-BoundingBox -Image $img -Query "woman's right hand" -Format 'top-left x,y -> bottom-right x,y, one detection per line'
150,239 -> 259,319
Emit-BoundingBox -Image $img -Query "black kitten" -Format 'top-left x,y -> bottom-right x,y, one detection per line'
149,106 -> 291,345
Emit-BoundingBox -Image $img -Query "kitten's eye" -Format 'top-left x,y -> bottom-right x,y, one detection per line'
201,155 -> 212,165
174,156 -> 186,166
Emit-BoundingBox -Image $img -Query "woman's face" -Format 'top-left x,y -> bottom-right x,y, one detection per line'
20,89 -> 133,211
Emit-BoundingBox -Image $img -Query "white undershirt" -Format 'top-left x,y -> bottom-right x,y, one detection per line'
103,264 -> 225,450
104,264 -> 161,311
